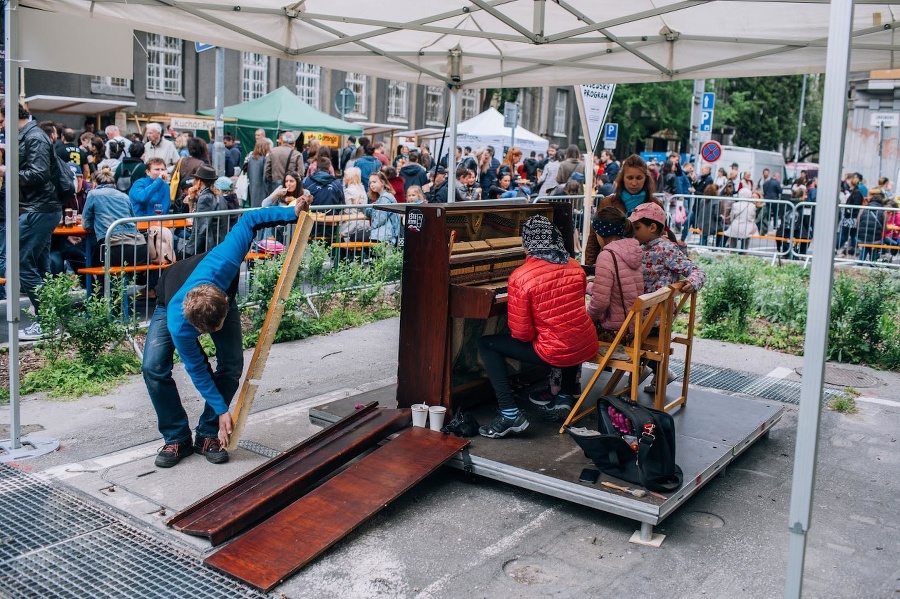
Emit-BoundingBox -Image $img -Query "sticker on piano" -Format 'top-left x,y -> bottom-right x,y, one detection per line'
407,209 -> 424,232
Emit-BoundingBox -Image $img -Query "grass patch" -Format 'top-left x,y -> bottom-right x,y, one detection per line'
827,394 -> 859,414
21,349 -> 141,399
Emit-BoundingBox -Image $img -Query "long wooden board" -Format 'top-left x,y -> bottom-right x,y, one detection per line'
227,211 -> 314,450
205,427 -> 469,591
168,403 -> 410,545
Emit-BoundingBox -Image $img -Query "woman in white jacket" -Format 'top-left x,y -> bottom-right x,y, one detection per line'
724,188 -> 760,249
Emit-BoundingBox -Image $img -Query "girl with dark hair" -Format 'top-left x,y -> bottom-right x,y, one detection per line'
587,154 -> 662,265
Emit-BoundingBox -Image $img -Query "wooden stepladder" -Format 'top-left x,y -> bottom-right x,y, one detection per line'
226,211 -> 314,451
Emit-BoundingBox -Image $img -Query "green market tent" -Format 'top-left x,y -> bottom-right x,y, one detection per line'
199,86 -> 362,153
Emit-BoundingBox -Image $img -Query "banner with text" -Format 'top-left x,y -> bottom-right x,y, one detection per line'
575,84 -> 616,153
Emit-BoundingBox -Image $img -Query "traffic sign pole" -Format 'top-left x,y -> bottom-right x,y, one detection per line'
689,80 -> 706,158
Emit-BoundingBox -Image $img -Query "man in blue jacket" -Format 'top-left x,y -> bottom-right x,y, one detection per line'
129,157 -> 170,216
143,200 -> 309,468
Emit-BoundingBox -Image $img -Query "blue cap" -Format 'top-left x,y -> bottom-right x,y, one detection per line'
214,176 -> 234,191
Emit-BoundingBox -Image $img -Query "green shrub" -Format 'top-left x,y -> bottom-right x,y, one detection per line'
34,273 -> 80,361
21,349 -> 140,399
828,270 -> 900,366
66,278 -> 129,363
699,258 -> 755,339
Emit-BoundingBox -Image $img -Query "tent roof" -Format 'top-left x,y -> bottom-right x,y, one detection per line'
24,95 -> 136,115
23,1 -> 900,87
458,108 -> 546,143
198,87 -> 362,136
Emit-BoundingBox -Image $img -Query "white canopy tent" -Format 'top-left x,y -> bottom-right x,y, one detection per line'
7,2 -> 899,595
455,107 -> 549,155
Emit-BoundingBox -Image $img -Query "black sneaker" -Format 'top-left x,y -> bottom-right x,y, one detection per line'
528,386 -> 557,406
478,412 -> 529,439
195,437 -> 229,464
155,439 -> 194,468
537,394 -> 575,422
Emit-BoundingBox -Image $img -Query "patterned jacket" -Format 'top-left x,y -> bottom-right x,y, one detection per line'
640,237 -> 706,293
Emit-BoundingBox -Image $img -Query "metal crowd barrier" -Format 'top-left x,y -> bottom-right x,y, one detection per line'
88,204 -> 394,323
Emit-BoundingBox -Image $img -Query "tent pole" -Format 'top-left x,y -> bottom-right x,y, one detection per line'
213,46 -> 225,175
448,86 -> 460,202
5,0 -> 22,451
784,0 -> 853,596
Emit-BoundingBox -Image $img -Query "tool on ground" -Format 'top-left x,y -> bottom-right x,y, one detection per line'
601,481 -> 647,498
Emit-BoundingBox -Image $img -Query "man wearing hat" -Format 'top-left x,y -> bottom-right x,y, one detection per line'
423,165 -> 449,202
178,164 -> 229,258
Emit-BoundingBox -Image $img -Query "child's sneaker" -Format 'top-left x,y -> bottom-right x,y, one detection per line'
528,386 -> 557,406
537,394 -> 575,422
478,412 -> 530,438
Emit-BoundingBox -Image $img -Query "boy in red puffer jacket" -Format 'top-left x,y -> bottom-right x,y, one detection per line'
477,215 -> 598,438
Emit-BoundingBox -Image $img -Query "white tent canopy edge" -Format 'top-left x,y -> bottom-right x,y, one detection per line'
8,2 -> 898,596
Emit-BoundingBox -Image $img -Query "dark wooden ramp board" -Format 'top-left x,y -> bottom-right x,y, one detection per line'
167,403 -> 410,545
204,427 -> 470,592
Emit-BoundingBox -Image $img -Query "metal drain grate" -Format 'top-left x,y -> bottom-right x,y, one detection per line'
237,440 -> 281,459
0,466 -> 270,599
669,359 -> 847,405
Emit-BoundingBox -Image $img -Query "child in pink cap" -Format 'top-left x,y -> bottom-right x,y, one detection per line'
629,201 -> 706,392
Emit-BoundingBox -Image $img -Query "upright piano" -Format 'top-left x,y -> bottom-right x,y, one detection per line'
379,199 -> 574,411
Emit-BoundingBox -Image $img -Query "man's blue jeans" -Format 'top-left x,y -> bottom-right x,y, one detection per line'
20,211 -> 62,314
142,300 -> 243,444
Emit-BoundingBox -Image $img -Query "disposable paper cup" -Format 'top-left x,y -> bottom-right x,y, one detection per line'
411,404 -> 429,428
428,406 -> 447,431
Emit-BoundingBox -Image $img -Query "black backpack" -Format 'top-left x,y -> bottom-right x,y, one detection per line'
51,150 -> 77,205
566,395 -> 683,493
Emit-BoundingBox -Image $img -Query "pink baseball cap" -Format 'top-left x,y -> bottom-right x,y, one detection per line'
628,202 -> 667,226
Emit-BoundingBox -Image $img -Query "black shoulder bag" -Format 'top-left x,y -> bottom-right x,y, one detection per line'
565,394 -> 683,493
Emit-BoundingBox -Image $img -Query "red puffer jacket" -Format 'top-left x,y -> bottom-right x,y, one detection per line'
507,256 -> 598,367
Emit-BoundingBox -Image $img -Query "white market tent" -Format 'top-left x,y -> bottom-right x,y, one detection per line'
456,107 -> 549,154
7,2 -> 900,595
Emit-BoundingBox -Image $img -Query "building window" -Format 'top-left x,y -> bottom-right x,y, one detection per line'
345,72 -> 368,117
425,86 -> 444,125
146,35 -> 183,97
553,89 -> 568,136
90,76 -> 132,96
461,89 -> 478,120
242,53 -> 269,102
387,80 -> 409,122
295,63 -> 321,109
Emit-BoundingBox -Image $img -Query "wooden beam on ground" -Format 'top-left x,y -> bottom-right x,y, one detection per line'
205,427 -> 470,591
227,211 -> 314,451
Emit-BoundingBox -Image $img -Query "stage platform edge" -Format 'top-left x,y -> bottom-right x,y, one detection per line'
310,384 -> 784,542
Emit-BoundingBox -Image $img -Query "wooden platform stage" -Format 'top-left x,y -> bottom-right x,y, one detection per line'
310,379 -> 784,546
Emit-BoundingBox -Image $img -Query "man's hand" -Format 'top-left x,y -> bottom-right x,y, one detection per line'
294,195 -> 311,216
218,412 -> 234,446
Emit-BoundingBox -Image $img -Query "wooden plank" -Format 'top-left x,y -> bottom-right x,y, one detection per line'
205,427 -> 469,592
227,211 -> 314,450
167,405 -> 410,545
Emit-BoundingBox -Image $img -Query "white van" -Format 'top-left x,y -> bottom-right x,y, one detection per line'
702,145 -> 786,185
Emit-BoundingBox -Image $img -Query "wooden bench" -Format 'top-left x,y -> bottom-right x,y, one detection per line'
330,241 -> 379,251
76,263 -> 171,277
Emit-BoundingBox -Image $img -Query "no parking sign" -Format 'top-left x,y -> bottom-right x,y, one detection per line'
700,140 -> 722,163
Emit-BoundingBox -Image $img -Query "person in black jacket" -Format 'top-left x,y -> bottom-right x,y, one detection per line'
304,155 -> 344,207
5,100 -> 64,340
399,151 -> 429,192
423,166 -> 449,202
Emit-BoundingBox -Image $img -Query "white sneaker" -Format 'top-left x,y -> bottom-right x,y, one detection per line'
19,322 -> 44,341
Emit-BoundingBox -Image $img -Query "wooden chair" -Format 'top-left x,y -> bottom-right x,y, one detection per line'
641,285 -> 698,412
559,286 -> 673,433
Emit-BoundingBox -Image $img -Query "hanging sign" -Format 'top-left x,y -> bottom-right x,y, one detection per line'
575,84 -> 616,153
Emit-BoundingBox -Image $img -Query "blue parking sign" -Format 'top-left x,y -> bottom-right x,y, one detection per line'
700,110 -> 714,132
604,123 -> 618,141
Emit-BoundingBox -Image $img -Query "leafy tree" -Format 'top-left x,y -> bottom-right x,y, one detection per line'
713,75 -> 822,161
605,81 -> 694,155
